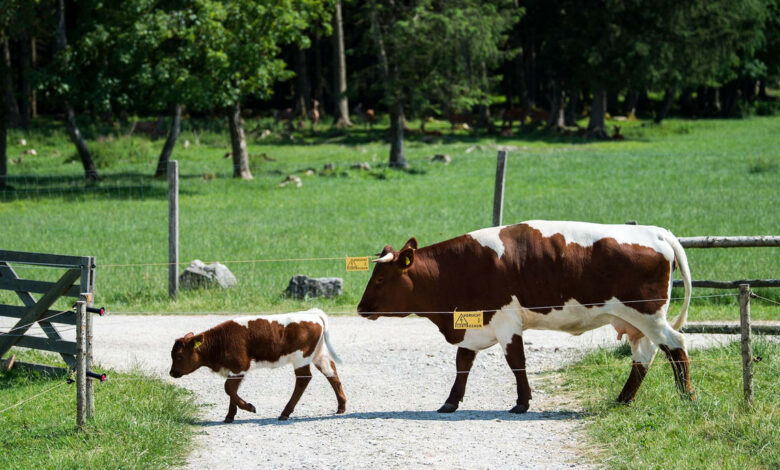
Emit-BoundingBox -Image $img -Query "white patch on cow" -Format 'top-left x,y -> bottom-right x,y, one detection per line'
523,220 -> 674,260
467,226 -> 507,259
456,296 -> 523,353
233,308 -> 326,329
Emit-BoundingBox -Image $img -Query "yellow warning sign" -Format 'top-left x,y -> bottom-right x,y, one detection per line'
346,256 -> 370,271
454,311 -> 483,329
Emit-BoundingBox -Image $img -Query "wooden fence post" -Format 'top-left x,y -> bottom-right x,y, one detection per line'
739,283 -> 753,406
76,299 -> 87,429
168,160 -> 179,299
492,150 -> 507,227
80,258 -> 94,419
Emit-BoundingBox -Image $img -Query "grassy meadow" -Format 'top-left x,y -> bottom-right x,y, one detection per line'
0,349 -> 197,469
1,115 -> 778,320
561,339 -> 780,469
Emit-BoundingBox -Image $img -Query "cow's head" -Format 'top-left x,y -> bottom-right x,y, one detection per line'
169,332 -> 205,378
358,237 -> 418,320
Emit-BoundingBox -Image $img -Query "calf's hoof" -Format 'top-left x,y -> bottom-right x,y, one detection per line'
509,404 -> 529,414
246,403 -> 256,413
278,414 -> 290,421
437,403 -> 458,413
337,407 -> 346,414
224,416 -> 235,423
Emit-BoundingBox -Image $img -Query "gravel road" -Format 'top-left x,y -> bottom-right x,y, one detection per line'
4,315 -> 738,469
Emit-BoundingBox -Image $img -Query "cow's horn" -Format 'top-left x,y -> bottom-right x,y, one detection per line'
372,252 -> 394,264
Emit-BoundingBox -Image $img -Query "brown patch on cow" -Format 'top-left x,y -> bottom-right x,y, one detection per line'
504,334 -> 532,412
616,362 -> 648,404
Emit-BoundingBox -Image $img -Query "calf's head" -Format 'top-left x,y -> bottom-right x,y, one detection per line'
169,332 -> 205,378
358,238 -> 418,320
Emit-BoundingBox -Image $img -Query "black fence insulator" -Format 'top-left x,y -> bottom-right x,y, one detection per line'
86,306 -> 105,316
87,371 -> 107,382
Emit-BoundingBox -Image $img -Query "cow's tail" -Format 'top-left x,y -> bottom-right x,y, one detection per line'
663,231 -> 691,331
317,310 -> 343,364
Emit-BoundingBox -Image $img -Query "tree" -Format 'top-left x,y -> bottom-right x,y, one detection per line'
362,0 -> 519,166
331,0 -> 351,127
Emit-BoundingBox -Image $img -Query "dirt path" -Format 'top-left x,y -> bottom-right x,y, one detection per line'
81,316 -> 736,468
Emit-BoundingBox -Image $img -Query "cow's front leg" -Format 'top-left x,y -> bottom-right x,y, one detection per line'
279,365 -> 313,420
223,375 -> 254,423
438,347 -> 477,413
504,334 -> 531,413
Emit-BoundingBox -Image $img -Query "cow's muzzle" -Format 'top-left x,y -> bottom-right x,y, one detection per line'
169,369 -> 183,378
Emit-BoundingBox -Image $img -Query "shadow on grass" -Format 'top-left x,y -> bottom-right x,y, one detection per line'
197,408 -> 584,426
0,172 -> 203,202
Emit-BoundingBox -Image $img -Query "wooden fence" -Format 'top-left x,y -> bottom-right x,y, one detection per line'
0,250 -> 104,428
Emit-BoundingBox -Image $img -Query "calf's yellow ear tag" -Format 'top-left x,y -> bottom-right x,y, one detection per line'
404,257 -> 411,266
193,341 -> 203,350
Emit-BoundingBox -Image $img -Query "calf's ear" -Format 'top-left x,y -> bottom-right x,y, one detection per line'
192,334 -> 205,351
397,248 -> 415,269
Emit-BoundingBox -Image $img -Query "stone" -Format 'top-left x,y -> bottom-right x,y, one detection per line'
279,175 -> 302,188
284,275 -> 343,299
431,154 -> 451,164
350,162 -> 371,170
180,260 -> 237,290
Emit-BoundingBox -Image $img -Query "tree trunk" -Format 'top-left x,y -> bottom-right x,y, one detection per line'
294,45 -> 310,118
2,36 -> 20,127
546,81 -> 565,130
227,102 -> 252,180
154,103 -> 182,177
654,89 -> 675,123
0,60 -> 6,189
313,34 -> 324,107
606,91 -> 619,116
332,0 -> 352,127
587,90 -> 608,138
31,37 -> 36,117
19,34 -> 32,128
564,89 -> 578,126
624,90 -> 639,117
56,0 -> 98,180
388,100 -> 406,168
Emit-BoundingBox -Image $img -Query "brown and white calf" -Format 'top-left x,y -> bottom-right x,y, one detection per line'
358,221 -> 694,414
169,308 -> 346,421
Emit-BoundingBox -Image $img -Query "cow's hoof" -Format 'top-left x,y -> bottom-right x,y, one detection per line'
437,403 -> 458,413
224,416 -> 235,423
246,403 -> 256,413
509,404 -> 529,414
278,414 -> 290,421
337,407 -> 346,414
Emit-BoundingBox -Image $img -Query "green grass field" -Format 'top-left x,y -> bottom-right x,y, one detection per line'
1,115 -> 778,320
0,349 -> 197,469
561,339 -> 780,469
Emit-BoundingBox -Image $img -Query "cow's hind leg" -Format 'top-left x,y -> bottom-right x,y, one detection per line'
223,375 -> 255,423
438,347 -> 477,413
503,334 -> 532,413
314,355 -> 347,414
279,365 -> 313,420
616,335 -> 658,404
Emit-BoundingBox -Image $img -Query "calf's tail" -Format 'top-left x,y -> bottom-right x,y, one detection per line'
317,310 -> 343,364
663,231 -> 691,331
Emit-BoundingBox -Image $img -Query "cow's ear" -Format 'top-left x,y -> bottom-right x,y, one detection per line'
397,248 -> 414,269
184,332 -> 194,339
402,237 -> 418,250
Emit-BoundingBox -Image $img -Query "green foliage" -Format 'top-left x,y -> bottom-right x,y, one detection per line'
561,340 -> 780,469
0,349 -> 197,469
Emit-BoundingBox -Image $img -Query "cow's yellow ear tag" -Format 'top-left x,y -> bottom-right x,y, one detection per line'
404,257 -> 411,266
193,341 -> 203,350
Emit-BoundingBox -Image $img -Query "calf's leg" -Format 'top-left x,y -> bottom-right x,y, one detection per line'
438,347 -> 477,413
223,375 -> 255,423
314,356 -> 347,414
279,365 -> 313,420
504,334 -> 532,413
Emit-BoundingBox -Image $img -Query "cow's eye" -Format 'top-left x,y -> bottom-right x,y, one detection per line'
177,355 -> 184,361
376,276 -> 384,284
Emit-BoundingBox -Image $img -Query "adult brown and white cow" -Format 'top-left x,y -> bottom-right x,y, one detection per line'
357,220 -> 694,414
169,308 -> 346,421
